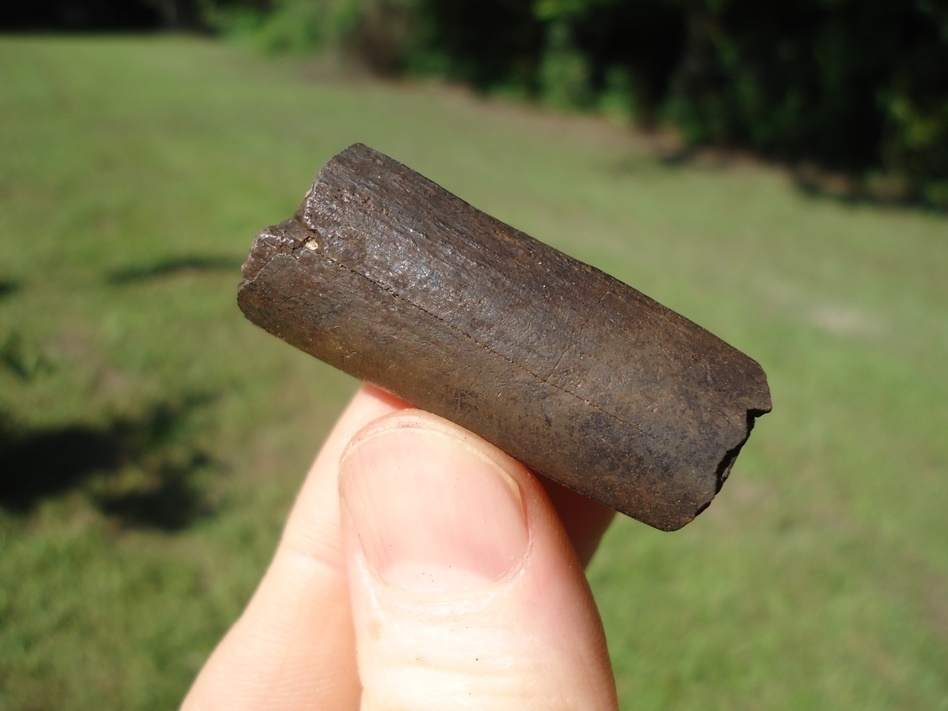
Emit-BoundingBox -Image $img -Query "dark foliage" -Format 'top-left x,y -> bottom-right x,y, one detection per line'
664,0 -> 948,186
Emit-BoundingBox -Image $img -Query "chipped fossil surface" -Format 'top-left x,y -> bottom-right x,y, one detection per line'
238,144 -> 772,531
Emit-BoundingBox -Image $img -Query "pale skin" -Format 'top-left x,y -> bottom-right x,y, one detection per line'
182,384 -> 619,710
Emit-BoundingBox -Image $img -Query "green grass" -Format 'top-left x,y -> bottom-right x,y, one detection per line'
1,36 -> 946,710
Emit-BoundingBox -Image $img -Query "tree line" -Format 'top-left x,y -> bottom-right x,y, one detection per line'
7,0 -> 944,205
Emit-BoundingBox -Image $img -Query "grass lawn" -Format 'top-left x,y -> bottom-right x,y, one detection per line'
1,35 -> 946,710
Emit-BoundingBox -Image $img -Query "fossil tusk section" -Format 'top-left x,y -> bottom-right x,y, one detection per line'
237,143 -> 772,531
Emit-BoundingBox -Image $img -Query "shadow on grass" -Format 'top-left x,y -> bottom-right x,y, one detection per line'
0,394 -> 218,531
0,279 -> 19,300
637,146 -> 941,212
106,255 -> 243,285
791,172 -> 934,211
610,143 -> 943,212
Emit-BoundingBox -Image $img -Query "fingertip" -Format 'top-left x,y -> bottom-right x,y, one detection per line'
340,411 -> 530,595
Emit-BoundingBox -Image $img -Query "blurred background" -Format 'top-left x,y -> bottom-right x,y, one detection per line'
1,1 -> 946,708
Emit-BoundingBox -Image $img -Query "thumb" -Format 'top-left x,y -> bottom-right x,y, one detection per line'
339,410 -> 618,710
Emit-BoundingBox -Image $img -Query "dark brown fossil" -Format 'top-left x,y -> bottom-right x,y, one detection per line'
238,143 -> 771,531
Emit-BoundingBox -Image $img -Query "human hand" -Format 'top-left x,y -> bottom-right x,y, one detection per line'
182,384 -> 618,709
